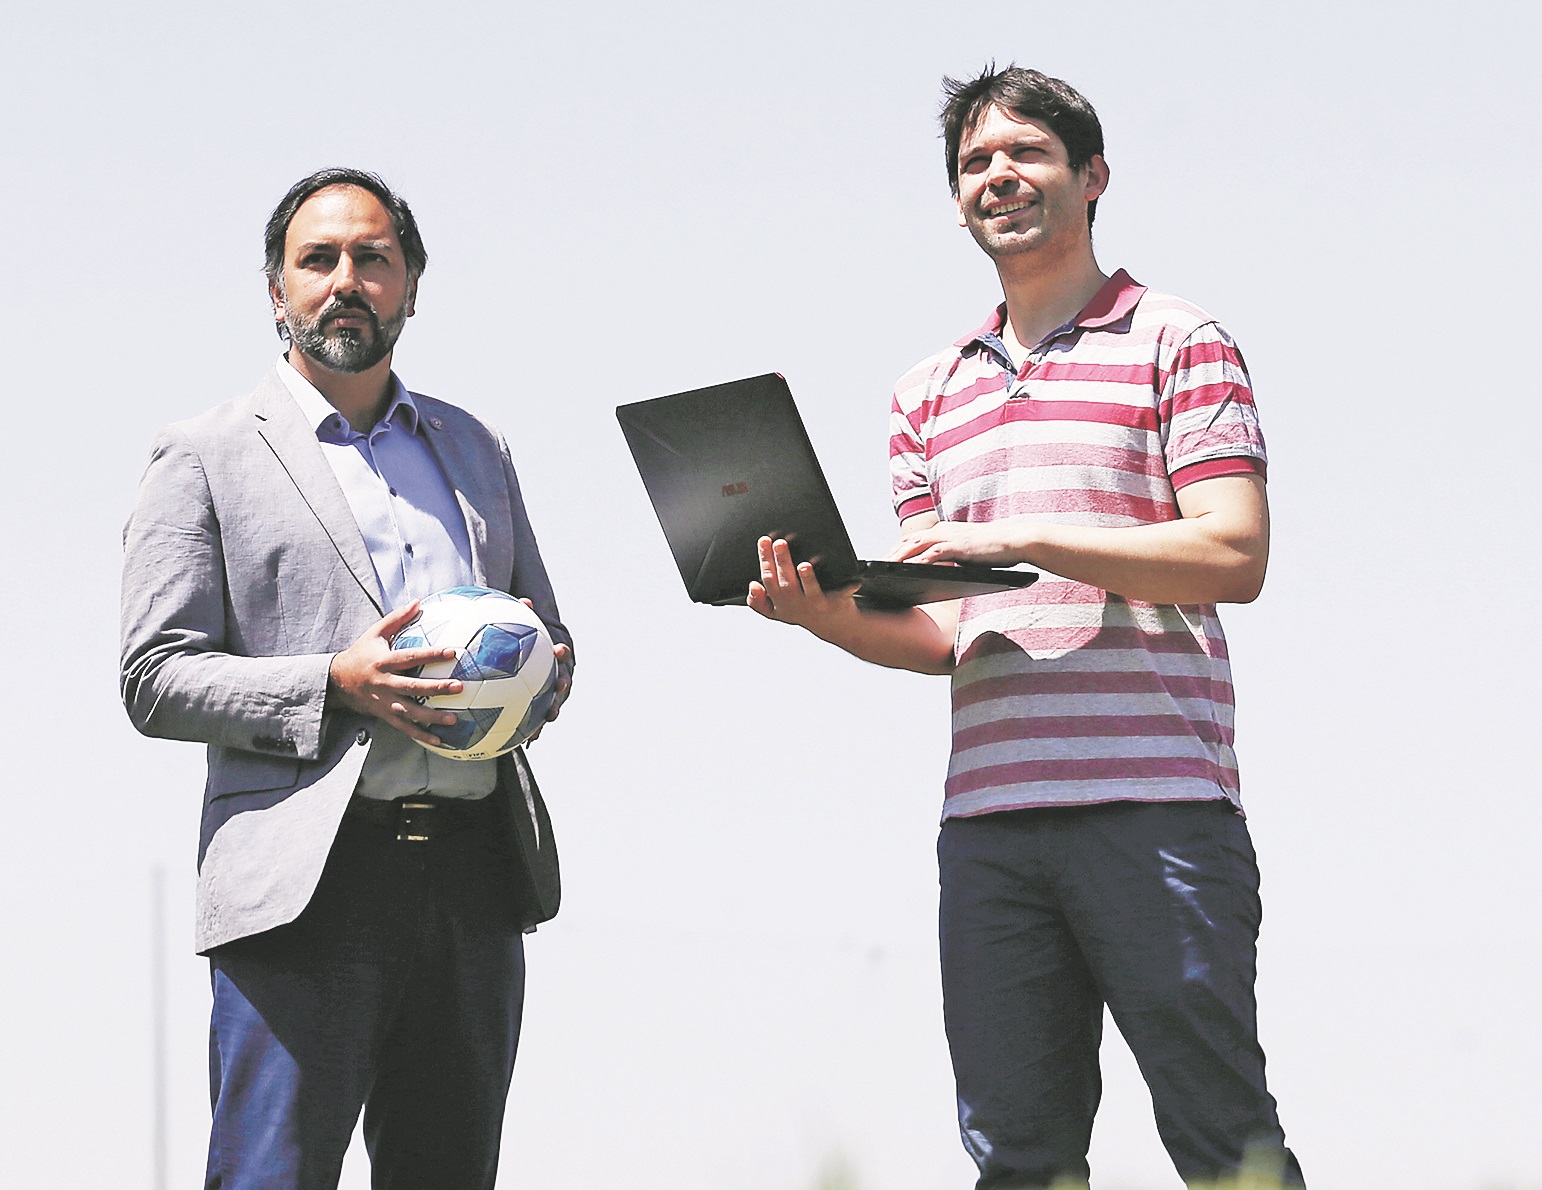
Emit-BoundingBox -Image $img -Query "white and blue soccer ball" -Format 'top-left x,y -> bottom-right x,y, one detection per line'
389,585 -> 558,760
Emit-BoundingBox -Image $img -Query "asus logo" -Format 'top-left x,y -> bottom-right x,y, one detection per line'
721,481 -> 749,497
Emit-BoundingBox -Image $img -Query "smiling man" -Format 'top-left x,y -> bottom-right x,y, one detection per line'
749,68 -> 1303,1188
121,168 -> 573,1190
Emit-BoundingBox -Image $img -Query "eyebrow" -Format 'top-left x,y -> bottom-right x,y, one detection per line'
961,138 -> 1050,164
965,131 -> 1049,150
292,238 -> 398,254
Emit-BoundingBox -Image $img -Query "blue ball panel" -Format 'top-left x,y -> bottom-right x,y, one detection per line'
453,622 -> 538,681
435,705 -> 506,751
392,627 -> 429,652
510,682 -> 557,748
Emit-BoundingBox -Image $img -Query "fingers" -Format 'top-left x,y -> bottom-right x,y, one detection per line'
750,538 -> 784,618
888,528 -> 969,564
753,537 -> 801,620
771,537 -> 801,590
545,644 -> 573,722
387,709 -> 448,747
364,661 -> 465,717
746,580 -> 776,619
748,539 -> 860,623
380,646 -> 458,674
756,537 -> 805,596
551,646 -> 573,691
392,673 -> 464,700
372,600 -> 422,638
355,688 -> 460,748
756,536 -> 778,586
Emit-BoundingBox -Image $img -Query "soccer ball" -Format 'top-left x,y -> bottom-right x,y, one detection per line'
389,585 -> 558,760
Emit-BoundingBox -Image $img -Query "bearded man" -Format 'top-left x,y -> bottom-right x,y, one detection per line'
121,168 -> 574,1190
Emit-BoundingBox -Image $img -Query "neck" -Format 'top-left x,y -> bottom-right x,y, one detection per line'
995,243 -> 1108,358
286,348 -> 396,432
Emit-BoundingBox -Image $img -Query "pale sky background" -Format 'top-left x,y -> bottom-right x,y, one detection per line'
2,2 -> 1539,1188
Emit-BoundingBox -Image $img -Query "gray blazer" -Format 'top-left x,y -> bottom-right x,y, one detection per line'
121,369 -> 570,953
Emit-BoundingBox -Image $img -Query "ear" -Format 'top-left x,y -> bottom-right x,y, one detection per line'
1083,154 -> 1110,203
405,278 -> 418,319
269,277 -> 287,329
955,195 -> 969,230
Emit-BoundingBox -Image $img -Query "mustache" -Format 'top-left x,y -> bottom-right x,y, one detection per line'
320,296 -> 380,327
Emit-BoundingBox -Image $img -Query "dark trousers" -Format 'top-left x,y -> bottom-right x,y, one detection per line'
205,811 -> 526,1190
938,800 -> 1304,1189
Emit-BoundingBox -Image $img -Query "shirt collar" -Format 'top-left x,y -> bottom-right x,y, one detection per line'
276,354 -> 419,437
954,268 -> 1147,349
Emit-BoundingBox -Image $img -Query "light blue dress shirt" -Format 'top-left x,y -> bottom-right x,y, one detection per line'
278,357 -> 496,801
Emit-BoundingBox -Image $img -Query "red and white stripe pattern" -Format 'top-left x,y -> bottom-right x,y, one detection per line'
889,271 -> 1266,818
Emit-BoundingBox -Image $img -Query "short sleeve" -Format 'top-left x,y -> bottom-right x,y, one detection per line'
1159,320 -> 1267,480
890,386 -> 935,522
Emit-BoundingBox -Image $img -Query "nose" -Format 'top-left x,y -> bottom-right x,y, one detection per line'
984,151 -> 1018,190
330,251 -> 362,295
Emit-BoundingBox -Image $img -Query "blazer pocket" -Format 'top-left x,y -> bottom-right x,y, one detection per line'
207,748 -> 303,799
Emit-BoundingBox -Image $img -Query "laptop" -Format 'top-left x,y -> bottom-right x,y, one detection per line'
615,373 -> 1038,608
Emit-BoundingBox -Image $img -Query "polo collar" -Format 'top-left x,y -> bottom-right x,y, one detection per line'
954,268 -> 1147,348
1078,268 -> 1146,328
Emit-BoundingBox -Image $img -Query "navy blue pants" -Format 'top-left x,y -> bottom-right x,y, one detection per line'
938,800 -> 1304,1189
204,811 -> 526,1190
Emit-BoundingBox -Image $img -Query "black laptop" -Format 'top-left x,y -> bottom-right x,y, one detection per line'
615,373 -> 1038,608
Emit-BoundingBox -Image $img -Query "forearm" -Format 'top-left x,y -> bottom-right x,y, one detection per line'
800,600 -> 956,675
121,643 -> 334,757
1010,517 -> 1266,605
748,536 -> 956,673
898,475 -> 1269,606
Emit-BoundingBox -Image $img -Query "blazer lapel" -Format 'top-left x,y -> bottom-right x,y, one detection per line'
417,399 -> 511,591
252,371 -> 384,615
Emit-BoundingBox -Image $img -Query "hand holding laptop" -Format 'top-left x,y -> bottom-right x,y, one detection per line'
746,535 -> 862,631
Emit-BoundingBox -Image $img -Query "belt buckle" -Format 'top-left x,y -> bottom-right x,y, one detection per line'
395,800 -> 438,843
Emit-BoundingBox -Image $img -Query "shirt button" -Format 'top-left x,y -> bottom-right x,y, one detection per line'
389,487 -> 398,496
405,543 -> 414,555
356,728 -> 371,746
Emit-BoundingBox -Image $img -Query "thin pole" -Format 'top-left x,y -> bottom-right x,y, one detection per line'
151,866 -> 168,1190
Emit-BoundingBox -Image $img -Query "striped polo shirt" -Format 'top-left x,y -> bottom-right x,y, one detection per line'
888,270 -> 1266,818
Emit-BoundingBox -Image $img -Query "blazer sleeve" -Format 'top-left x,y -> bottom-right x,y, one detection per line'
119,426 -> 333,761
498,430 -> 575,669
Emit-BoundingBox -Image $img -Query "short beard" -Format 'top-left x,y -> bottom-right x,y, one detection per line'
284,293 -> 408,374
963,210 -> 1044,260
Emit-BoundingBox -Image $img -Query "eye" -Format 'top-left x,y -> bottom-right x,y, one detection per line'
961,153 -> 989,174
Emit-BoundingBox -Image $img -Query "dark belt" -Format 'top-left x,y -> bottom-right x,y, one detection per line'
346,794 -> 500,842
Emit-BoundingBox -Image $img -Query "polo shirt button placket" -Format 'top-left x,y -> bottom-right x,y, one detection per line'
1011,357 -> 1039,400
